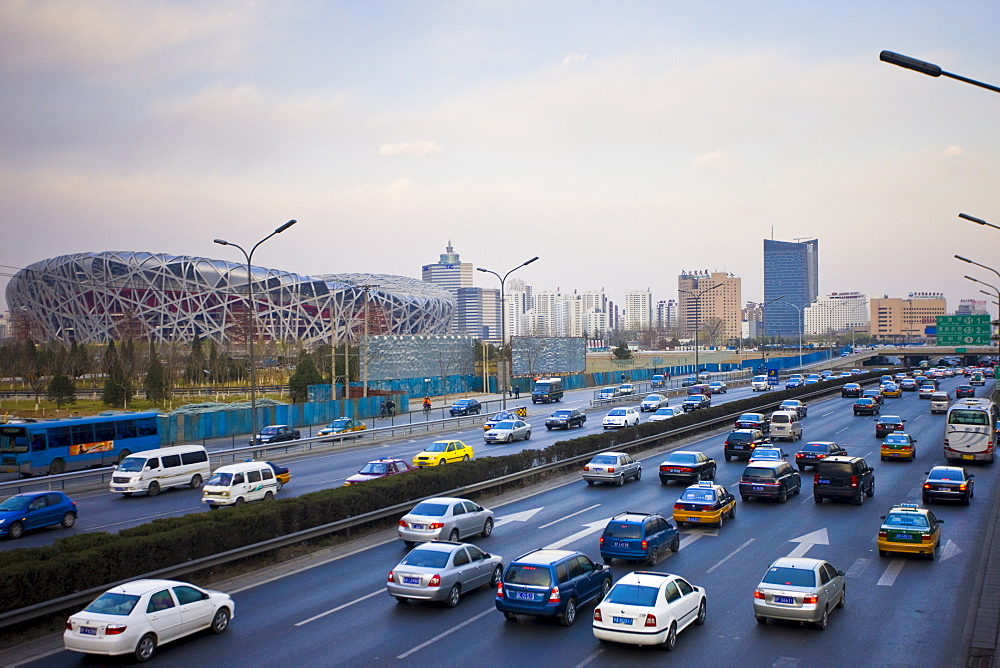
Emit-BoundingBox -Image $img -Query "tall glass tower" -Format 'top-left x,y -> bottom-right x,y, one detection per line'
763,239 -> 818,338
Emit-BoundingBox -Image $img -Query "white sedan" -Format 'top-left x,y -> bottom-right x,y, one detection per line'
484,419 -> 531,443
640,394 -> 668,411
603,407 -> 640,429
64,579 -> 234,662
649,406 -> 684,422
593,570 -> 706,649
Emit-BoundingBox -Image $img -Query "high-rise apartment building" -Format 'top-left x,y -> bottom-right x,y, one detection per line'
804,292 -> 868,336
869,293 -> 946,343
763,239 -> 818,338
677,271 -> 742,342
456,287 -> 500,340
654,299 -> 678,330
623,290 -> 653,332
956,299 -> 989,316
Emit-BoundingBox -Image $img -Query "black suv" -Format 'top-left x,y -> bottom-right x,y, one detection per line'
813,456 -> 875,505
724,429 -> 768,461
545,409 -> 586,430
449,399 -> 482,416
739,461 -> 801,503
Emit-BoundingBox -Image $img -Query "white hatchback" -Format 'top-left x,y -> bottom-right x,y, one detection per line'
64,579 -> 234,662
593,570 -> 707,649
649,406 -> 685,422
603,407 -> 640,429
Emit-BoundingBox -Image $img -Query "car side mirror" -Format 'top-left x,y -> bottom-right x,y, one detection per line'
938,519 -> 945,524
912,439 -> 917,443
969,474 -> 975,478
837,570 -> 846,577
880,515 -> 886,520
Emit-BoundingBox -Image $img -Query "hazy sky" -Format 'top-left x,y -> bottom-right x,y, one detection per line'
2,1 -> 999,313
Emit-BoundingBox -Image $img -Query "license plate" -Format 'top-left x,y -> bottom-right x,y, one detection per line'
774,595 -> 794,605
514,592 -> 534,600
752,486 -> 764,491
403,577 -> 420,585
669,468 -> 680,473
112,487 -> 124,491
687,516 -> 700,522
612,616 -> 633,625
80,627 -> 97,635
938,487 -> 951,492
962,455 -> 974,460
896,533 -> 912,540
817,478 -> 830,485
733,445 -> 744,449
890,453 -> 901,457
411,524 -> 426,530
614,541 -> 629,548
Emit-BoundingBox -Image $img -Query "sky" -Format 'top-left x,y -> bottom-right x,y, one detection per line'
2,0 -> 999,314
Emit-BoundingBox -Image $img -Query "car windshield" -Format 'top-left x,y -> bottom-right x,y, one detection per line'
409,502 -> 448,516
552,411 -> 571,418
604,523 -> 642,539
653,408 -> 674,416
929,469 -> 963,481
329,419 -> 350,429
686,395 -> 705,402
608,409 -> 626,416
680,488 -> 717,503
359,462 -> 388,475
664,453 -> 698,464
454,401 -> 471,407
771,415 -> 790,424
425,443 -> 449,452
505,565 -> 552,587
879,417 -> 903,425
205,472 -> 233,486
84,592 -> 141,616
400,549 -> 450,568
494,422 -> 516,430
781,402 -> 798,408
762,566 -> 816,587
0,496 -> 31,511
752,449 -> 780,459
728,432 -> 753,442
884,435 -> 909,444
948,410 -> 989,426
884,513 -> 929,529
856,399 -> 873,405
116,456 -> 146,473
738,414 -> 762,422
605,584 -> 659,607
645,395 -> 663,401
260,427 -> 279,435
590,455 -> 619,465
743,466 -> 777,479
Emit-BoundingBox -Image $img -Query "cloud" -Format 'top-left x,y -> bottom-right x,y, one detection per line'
562,52 -> 588,66
943,145 -> 966,156
690,150 -> 739,168
375,141 -> 444,157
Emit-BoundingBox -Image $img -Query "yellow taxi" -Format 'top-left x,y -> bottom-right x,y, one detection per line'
880,432 -> 917,462
878,503 -> 943,559
880,383 -> 902,398
317,417 -> 367,439
413,440 -> 474,467
672,481 -> 737,528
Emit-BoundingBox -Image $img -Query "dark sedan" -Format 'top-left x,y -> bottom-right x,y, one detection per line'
922,466 -> 974,505
250,424 -> 301,445
841,383 -> 862,398
853,398 -> 880,416
862,389 -> 883,405
545,409 -> 587,430
956,385 -> 975,398
449,399 -> 482,416
658,451 -> 717,485
794,441 -> 846,472
875,416 -> 906,438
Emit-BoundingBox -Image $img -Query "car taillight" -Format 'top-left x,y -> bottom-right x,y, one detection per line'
599,536 -> 604,547
65,620 -> 72,630
850,476 -> 859,488
816,454 -> 826,459
105,624 -> 128,635
607,467 -> 615,473
548,587 -> 561,603
644,614 -> 657,627
387,570 -> 394,582
803,595 -> 818,605
677,467 -> 692,473
813,474 -> 819,484
878,531 -> 887,538
428,574 -> 441,587
641,540 -> 648,550
959,483 -> 968,491
429,523 -> 444,530
673,503 -> 684,510
923,483 -> 931,490
398,520 -> 407,528
496,583 -> 504,598
583,466 -> 590,471
921,535 -> 933,542
753,590 -> 765,599
795,453 -> 803,459
593,609 -> 602,621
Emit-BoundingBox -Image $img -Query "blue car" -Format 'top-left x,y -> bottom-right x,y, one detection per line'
599,511 -> 680,565
0,491 -> 77,540
496,549 -> 612,626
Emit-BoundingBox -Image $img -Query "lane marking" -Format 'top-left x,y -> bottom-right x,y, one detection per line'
538,504 -> 600,529
706,538 -> 755,574
845,557 -> 872,578
6,646 -> 65,667
397,606 -> 494,659
575,648 -> 606,667
295,588 -> 383,626
835,427 -> 849,434
877,559 -> 905,586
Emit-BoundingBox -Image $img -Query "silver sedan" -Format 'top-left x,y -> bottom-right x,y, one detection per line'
753,557 -> 845,629
387,542 -> 503,607
397,497 -> 495,546
484,420 -> 531,443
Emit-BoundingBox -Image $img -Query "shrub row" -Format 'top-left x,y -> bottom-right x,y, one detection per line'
0,367 -> 890,613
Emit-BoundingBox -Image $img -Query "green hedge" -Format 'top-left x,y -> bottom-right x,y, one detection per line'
0,368 -> 891,614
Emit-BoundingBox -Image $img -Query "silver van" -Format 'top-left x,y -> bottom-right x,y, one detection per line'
202,461 -> 279,508
769,411 -> 802,441
110,445 -> 211,497
930,392 -> 950,414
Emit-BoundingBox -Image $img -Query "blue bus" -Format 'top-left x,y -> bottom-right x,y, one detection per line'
0,412 -> 163,477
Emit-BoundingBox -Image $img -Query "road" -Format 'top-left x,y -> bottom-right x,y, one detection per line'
21,373 -> 995,666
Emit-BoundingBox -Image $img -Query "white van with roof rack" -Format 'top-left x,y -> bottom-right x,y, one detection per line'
110,445 -> 210,497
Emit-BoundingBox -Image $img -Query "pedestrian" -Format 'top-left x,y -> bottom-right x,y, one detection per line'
514,386 -> 520,399
379,400 -> 387,418
386,398 -> 396,417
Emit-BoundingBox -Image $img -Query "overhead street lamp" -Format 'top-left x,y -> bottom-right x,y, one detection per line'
966,276 -> 1000,359
214,219 -> 298,440
477,256 -> 539,410
880,51 -> 1000,94
678,283 -> 724,378
959,213 -> 1000,231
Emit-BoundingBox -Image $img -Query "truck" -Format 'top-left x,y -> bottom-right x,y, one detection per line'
531,377 -> 564,404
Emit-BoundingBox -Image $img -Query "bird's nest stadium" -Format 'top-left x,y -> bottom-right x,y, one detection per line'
6,252 -> 455,346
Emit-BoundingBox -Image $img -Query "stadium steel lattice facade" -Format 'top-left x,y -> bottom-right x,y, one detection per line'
6,252 -> 455,346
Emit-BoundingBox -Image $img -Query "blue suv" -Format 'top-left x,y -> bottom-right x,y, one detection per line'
496,549 -> 612,626
599,511 -> 680,565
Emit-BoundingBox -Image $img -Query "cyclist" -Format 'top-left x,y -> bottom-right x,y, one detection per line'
422,396 -> 432,414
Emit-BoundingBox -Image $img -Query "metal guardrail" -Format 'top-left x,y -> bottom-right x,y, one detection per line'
0,377 -> 863,630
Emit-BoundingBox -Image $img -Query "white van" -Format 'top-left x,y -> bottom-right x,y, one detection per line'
930,392 -> 951,414
769,411 -> 802,441
751,375 -> 769,391
201,461 -> 279,509
110,445 -> 211,497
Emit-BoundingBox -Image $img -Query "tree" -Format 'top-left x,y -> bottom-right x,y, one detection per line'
102,340 -> 133,408
612,341 -> 633,360
144,342 -> 170,403
67,341 -> 92,380
288,351 -> 323,403
47,373 -> 76,408
185,335 -> 206,384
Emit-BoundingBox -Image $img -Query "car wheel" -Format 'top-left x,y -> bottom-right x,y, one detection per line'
879,549 -> 888,557
146,481 -> 160,497
449,529 -> 460,542
503,612 -> 518,621
695,598 -> 707,625
8,521 -> 24,540
395,596 -> 408,604
927,545 -> 937,561
506,434 -> 513,443
61,512 -> 76,529
617,474 -> 625,486
264,491 -> 274,501
48,458 -> 66,475
634,468 -> 641,481
211,607 -> 231,634
662,622 -> 677,651
600,578 -> 611,601
815,608 -> 828,631
481,518 -> 494,537
462,454 -> 470,461
121,492 -> 133,497
867,481 -> 875,498
276,480 -> 283,492
234,497 -> 246,506
445,584 -> 461,608
741,494 -> 749,502
922,494 -> 930,505
403,540 -> 415,548
778,488 -> 788,504
190,474 -> 203,489
837,586 -> 846,609
962,493 -> 971,506
814,495 -> 823,504
755,615 -> 767,625
524,431 -> 530,441
560,598 -> 577,626
489,565 -> 503,587
881,456 -> 886,461
724,454 -> 732,462
671,535 -> 680,553
646,545 -> 659,566
603,556 -> 612,565
797,465 -> 804,472
134,633 -> 157,662
586,480 -> 594,486
546,426 -> 552,430
717,513 -> 725,528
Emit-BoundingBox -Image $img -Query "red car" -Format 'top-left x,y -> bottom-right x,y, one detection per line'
344,458 -> 416,486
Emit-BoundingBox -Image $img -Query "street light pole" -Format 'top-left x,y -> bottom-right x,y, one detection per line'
758,295 -> 785,374
782,302 -> 804,369
678,284 -> 724,377
965,275 -> 1000,360
960,213 -> 1000,231
214,219 -> 297,440
477,257 -> 539,410
880,51 -> 1000,93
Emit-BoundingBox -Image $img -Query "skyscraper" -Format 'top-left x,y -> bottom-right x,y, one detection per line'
677,271 -> 742,342
763,239 -> 818,338
421,241 -> 473,299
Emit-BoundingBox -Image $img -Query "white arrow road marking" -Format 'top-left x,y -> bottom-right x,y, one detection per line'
941,539 -> 963,562
877,559 -> 906,586
538,504 -> 599,529
494,507 -> 544,527
545,518 -> 613,550
845,557 -> 872,578
679,528 -> 718,549
786,528 -> 829,559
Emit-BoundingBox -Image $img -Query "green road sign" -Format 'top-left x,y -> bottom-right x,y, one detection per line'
936,315 -> 992,346
956,347 -> 967,353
